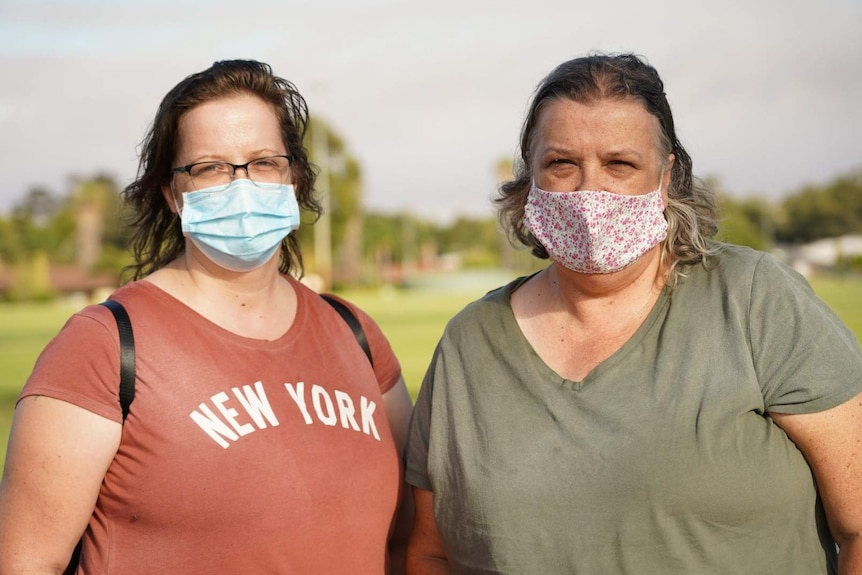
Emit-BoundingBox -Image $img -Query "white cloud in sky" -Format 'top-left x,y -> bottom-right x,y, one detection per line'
0,0 -> 860,221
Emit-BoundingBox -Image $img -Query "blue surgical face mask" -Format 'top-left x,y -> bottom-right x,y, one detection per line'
178,179 -> 301,272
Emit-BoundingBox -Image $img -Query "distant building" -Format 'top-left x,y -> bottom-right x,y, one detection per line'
776,234 -> 862,277
0,262 -> 117,302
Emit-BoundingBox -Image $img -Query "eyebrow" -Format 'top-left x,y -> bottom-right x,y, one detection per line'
539,146 -> 645,159
605,148 -> 644,159
185,149 -> 286,164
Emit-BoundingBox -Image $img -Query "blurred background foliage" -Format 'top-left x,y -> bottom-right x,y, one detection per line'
0,117 -> 860,302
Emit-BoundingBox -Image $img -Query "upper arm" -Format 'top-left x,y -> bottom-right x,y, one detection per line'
406,487 -> 449,573
771,391 -> 862,546
383,376 -> 413,456
0,396 -> 122,571
382,377 -> 415,574
748,255 -> 862,413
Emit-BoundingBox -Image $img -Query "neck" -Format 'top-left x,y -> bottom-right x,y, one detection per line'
150,242 -> 286,308
527,248 -> 667,340
146,246 -> 296,341
510,246 -> 669,381
548,245 -> 667,302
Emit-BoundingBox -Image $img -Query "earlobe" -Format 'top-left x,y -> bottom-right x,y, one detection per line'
665,153 -> 675,179
664,153 -> 675,187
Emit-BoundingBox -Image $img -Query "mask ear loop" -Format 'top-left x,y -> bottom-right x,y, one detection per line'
170,182 -> 183,217
658,168 -> 672,213
657,164 -> 672,197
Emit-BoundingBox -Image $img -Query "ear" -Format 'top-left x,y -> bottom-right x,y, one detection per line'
662,153 -> 675,205
162,183 -> 180,214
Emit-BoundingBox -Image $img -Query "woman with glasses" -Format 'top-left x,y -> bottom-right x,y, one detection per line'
0,60 -> 413,573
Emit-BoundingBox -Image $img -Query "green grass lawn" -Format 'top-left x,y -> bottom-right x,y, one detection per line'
0,273 -> 860,475
808,276 -> 862,338
337,288 -> 482,396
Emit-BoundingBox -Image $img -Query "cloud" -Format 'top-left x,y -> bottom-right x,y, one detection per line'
0,0 -> 860,220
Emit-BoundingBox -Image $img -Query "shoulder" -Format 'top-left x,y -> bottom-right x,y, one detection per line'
706,243 -> 802,281
682,244 -> 810,298
20,299 -> 130,421
717,245 -> 818,305
442,275 -> 531,342
287,279 -> 404,392
704,243 -> 769,280
60,283 -> 152,337
99,280 -> 177,318
290,279 -> 378,329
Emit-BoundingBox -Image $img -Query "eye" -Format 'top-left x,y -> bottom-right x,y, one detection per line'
606,160 -> 639,176
249,156 -> 290,172
251,158 -> 277,169
190,162 -> 230,176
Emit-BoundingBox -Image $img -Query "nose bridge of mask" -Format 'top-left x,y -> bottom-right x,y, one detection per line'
532,167 -> 665,197
181,179 -> 274,221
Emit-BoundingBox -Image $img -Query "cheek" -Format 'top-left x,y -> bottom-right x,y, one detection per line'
534,165 -> 580,192
536,177 -> 572,193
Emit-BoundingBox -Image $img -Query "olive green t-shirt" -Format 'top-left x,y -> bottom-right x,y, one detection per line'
406,245 -> 862,574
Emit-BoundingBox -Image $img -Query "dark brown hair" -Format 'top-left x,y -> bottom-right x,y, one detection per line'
496,52 -> 719,282
123,59 -> 320,280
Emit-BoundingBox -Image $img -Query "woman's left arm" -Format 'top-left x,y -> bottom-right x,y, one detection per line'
383,376 -> 415,575
772,391 -> 862,575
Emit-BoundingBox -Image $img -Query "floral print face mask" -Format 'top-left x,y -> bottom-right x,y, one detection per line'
523,182 -> 668,274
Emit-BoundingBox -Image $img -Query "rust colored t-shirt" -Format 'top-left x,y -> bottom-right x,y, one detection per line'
20,278 -> 402,574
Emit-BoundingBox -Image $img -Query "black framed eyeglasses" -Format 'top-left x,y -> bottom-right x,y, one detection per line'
172,154 -> 294,190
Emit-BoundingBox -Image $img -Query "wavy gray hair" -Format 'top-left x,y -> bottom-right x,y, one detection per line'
496,53 -> 719,284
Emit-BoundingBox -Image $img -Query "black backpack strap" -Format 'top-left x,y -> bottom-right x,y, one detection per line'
100,299 -> 136,421
65,301 -> 135,574
320,294 -> 373,367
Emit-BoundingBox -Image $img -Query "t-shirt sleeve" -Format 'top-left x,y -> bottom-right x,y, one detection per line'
404,345 -> 439,491
335,297 -> 403,395
750,254 -> 862,414
18,305 -> 125,423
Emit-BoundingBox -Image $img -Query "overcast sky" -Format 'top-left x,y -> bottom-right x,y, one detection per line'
1,0 -> 860,222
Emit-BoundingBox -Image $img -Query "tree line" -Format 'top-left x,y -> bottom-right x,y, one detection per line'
0,118 -> 860,301
713,170 -> 862,252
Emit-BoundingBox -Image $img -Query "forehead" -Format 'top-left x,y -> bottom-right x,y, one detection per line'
176,94 -> 283,153
533,97 -> 660,152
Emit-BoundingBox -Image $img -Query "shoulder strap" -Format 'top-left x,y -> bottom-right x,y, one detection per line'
98,297 -> 365,417
65,301 -> 135,573
100,300 -> 136,421
320,294 -> 373,367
